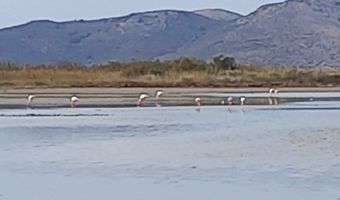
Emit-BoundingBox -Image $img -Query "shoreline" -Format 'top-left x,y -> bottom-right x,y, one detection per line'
0,87 -> 340,109
2,86 -> 340,93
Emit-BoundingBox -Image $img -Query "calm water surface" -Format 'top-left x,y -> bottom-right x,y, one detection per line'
0,101 -> 340,200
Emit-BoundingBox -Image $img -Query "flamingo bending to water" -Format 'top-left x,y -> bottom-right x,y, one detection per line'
195,97 -> 202,107
194,97 -> 202,112
269,88 -> 275,96
268,87 -> 279,105
155,90 -> 164,106
155,90 -> 163,101
70,95 -> 79,108
137,93 -> 149,107
27,94 -> 35,108
269,87 -> 279,96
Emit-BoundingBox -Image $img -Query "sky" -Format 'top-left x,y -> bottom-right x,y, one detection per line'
0,0 -> 283,28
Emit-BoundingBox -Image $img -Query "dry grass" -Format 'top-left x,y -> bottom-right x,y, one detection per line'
0,60 -> 340,88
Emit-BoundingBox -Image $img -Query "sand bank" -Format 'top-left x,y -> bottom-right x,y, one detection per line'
0,87 -> 340,108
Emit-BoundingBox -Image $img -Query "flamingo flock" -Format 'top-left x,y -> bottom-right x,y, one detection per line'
24,88 -> 279,109
26,94 -> 80,108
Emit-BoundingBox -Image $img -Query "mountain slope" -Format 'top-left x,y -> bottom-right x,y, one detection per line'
0,10 -> 225,65
0,0 -> 340,67
164,0 -> 340,66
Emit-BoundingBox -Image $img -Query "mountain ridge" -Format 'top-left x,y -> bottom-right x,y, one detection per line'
162,0 -> 340,67
0,0 -> 340,67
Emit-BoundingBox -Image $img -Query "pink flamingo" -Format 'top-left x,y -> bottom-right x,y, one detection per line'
195,97 -> 202,112
70,95 -> 79,108
240,96 -> 246,106
227,96 -> 233,105
268,88 -> 279,105
226,96 -> 234,112
155,90 -> 163,101
269,87 -> 279,96
155,90 -> 164,106
27,94 -> 35,108
195,97 -> 202,107
137,93 -> 149,107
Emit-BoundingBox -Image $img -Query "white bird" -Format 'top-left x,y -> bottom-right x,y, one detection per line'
154,90 -> 164,107
240,96 -> 246,106
27,94 -> 35,108
137,93 -> 149,106
269,87 -> 279,97
268,88 -> 279,105
155,90 -> 164,101
194,97 -> 202,112
225,96 -> 234,112
195,97 -> 202,107
70,95 -> 79,108
227,96 -> 233,105
268,88 -> 275,97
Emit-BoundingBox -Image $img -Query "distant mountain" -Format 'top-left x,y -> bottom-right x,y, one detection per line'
0,10 -> 229,65
194,9 -> 242,21
163,0 -> 340,67
0,0 -> 340,67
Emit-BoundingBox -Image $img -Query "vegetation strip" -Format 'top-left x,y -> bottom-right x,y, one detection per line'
1,57 -> 340,88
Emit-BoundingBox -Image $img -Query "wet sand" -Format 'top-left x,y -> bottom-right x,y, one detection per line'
1,87 -> 340,108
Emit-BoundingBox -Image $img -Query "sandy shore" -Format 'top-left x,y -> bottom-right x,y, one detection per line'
2,87 -> 340,94
0,87 -> 340,108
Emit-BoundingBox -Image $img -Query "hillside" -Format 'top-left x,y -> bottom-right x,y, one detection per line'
0,10 -> 232,65
0,0 -> 339,67
164,0 -> 340,67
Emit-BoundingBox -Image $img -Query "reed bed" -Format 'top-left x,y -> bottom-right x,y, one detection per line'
0,59 -> 339,88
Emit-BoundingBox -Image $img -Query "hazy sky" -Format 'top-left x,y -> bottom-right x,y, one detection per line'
0,0 -> 283,28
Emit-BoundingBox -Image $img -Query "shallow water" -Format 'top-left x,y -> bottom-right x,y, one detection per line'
0,101 -> 340,200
